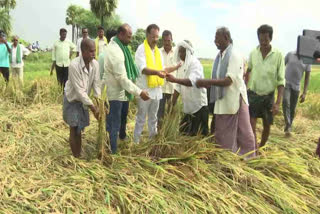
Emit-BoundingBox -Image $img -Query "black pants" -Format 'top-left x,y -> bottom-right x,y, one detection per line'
207,88 -> 215,134
0,67 -> 9,82
180,106 -> 209,136
55,65 -> 69,88
157,93 -> 172,126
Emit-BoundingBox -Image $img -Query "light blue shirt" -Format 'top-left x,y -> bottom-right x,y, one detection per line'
0,42 -> 11,68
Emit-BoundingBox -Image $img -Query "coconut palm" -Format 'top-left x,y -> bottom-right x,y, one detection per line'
89,0 -> 117,26
0,0 -> 16,14
0,8 -> 11,34
65,5 -> 79,43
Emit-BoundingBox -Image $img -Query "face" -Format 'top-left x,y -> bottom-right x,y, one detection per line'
258,33 -> 271,48
82,29 -> 88,38
121,27 -> 133,45
82,42 -> 96,62
179,47 -> 186,61
60,31 -> 67,41
214,31 -> 228,51
12,37 -> 18,46
98,29 -> 104,38
147,28 -> 159,49
163,35 -> 172,51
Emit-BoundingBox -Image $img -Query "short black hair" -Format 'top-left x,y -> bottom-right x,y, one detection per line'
216,27 -> 233,44
117,23 -> 130,35
98,26 -> 104,31
146,24 -> 160,35
162,30 -> 172,40
107,29 -> 118,42
257,24 -> 273,40
60,28 -> 67,34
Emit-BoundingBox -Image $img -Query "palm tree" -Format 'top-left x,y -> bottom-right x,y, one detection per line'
89,0 -> 117,26
65,5 -> 78,43
0,0 -> 16,14
0,8 -> 11,34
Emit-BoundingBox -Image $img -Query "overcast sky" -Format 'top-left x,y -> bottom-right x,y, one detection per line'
11,0 -> 320,58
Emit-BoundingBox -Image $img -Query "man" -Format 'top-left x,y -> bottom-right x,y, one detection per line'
95,26 -> 108,60
245,24 -> 285,148
63,39 -> 100,158
76,28 -> 90,57
282,51 -> 311,136
157,30 -> 176,127
99,29 -> 117,80
10,35 -> 30,83
196,27 -> 255,157
0,31 -> 11,83
103,24 -> 150,153
51,28 -> 76,88
134,24 -> 179,143
166,40 -> 209,136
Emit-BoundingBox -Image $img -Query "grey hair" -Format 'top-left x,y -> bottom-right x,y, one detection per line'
216,26 -> 233,44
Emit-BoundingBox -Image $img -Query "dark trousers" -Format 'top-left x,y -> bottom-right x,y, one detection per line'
157,93 -> 172,126
106,101 -> 129,154
282,87 -> 299,131
55,65 -> 69,88
0,67 -> 9,82
180,106 -> 209,136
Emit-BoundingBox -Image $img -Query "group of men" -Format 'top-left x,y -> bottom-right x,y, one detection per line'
0,22 -> 301,158
0,30 -> 30,84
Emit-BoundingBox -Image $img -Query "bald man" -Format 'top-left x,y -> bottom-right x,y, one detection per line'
63,39 -> 101,158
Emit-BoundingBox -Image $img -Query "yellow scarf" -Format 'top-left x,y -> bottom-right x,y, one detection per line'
144,39 -> 164,88
95,36 -> 108,59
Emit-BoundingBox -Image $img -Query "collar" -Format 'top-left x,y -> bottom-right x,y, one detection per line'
80,56 -> 92,75
219,44 -> 232,58
161,47 -> 174,55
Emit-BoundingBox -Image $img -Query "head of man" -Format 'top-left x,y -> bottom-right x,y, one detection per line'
82,28 -> 89,39
60,28 -> 67,41
81,39 -> 95,63
162,30 -> 173,53
12,35 -> 19,46
97,26 -> 105,39
215,27 -> 232,52
146,24 -> 160,49
178,40 -> 193,61
257,24 -> 273,49
117,24 -> 132,45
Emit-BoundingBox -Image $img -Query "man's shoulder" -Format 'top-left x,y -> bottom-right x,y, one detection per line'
70,57 -> 81,67
136,44 -> 144,52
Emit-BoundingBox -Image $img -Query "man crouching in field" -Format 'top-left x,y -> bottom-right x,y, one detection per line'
63,39 -> 101,158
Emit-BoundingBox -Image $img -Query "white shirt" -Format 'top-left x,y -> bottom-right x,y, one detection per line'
64,57 -> 101,106
214,48 -> 248,115
98,39 -> 107,56
161,47 -> 176,94
11,44 -> 30,68
175,57 -> 208,114
135,44 -> 164,100
103,39 -> 142,101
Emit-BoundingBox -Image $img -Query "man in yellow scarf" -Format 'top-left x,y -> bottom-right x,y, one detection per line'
95,26 -> 108,60
134,24 -> 180,143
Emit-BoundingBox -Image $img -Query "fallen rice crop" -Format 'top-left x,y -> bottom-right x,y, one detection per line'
0,76 -> 320,214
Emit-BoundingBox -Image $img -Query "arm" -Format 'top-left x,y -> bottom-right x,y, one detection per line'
142,68 -> 166,78
273,54 -> 286,115
4,41 -> 11,54
171,90 -> 180,107
51,43 -> 56,75
50,61 -> 56,75
166,73 -> 192,87
196,77 -> 232,88
300,70 -> 310,103
164,62 -> 182,73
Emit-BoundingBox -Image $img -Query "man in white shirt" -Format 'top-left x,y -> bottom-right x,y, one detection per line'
196,27 -> 255,157
10,36 -> 30,83
50,28 -> 76,88
133,24 -> 179,143
63,39 -> 100,158
103,24 -> 150,153
166,40 -> 209,136
76,28 -> 90,57
157,30 -> 176,128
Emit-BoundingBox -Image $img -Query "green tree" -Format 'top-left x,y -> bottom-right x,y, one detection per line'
130,28 -> 145,52
0,0 -> 16,14
65,4 -> 79,43
0,8 -> 11,34
89,0 -> 117,26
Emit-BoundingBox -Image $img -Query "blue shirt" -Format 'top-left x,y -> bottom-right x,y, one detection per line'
0,42 -> 11,68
